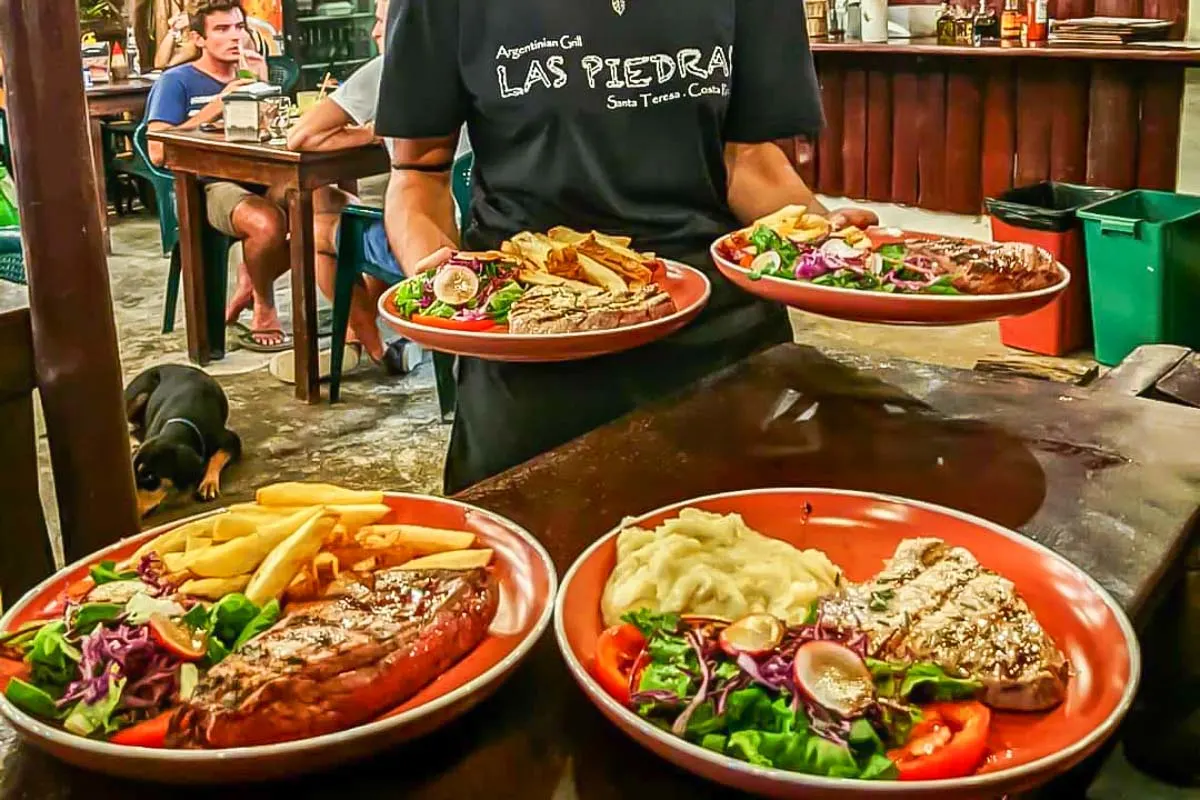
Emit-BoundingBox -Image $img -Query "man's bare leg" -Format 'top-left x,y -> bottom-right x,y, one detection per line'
313,186 -> 386,361
225,260 -> 254,325
230,195 -> 290,348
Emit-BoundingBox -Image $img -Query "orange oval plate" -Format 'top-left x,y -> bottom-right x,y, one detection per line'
378,260 -> 711,362
0,493 -> 556,784
555,489 -> 1138,799
710,230 -> 1070,326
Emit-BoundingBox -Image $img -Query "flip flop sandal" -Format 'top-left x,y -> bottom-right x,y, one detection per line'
237,327 -> 293,353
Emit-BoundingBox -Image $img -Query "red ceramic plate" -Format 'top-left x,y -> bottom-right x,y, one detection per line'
378,260 -> 711,362
555,489 -> 1139,799
710,229 -> 1070,326
0,493 -> 556,784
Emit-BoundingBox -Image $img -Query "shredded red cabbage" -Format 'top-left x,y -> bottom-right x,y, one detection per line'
57,623 -> 179,713
136,554 -> 174,598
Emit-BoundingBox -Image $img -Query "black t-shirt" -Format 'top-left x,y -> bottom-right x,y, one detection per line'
376,0 -> 823,263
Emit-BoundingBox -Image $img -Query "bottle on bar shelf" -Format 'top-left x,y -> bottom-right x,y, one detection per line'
1024,0 -> 1048,41
126,26 -> 141,77
973,0 -> 1000,43
937,2 -> 957,45
955,5 -> 975,45
1000,0 -> 1024,40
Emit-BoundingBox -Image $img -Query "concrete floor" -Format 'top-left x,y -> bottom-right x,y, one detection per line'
1,196 -> 1196,797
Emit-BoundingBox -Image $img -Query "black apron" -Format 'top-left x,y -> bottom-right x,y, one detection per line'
443,248 -> 790,494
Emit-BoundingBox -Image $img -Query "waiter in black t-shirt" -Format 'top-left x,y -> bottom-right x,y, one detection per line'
376,0 -> 878,494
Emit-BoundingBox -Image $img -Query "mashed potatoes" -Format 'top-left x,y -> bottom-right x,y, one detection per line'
601,508 -> 842,626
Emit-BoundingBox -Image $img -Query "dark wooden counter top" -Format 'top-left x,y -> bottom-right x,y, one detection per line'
812,36 -> 1200,63
2,345 -> 1197,799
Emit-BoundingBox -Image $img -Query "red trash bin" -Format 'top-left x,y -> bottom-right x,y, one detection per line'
985,182 -> 1119,356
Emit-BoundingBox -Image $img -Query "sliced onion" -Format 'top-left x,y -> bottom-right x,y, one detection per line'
749,251 -> 781,274
792,640 -> 875,718
432,265 -> 480,306
719,613 -> 785,658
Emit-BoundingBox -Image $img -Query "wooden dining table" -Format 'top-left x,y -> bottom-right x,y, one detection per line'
0,77 -> 154,254
148,129 -> 390,403
1,344 -> 1197,797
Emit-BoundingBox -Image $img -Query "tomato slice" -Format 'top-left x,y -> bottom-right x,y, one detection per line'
738,254 -> 754,268
0,657 -> 28,693
888,701 -> 992,781
110,711 -> 173,748
148,614 -> 207,661
409,315 -> 498,332
591,623 -> 646,707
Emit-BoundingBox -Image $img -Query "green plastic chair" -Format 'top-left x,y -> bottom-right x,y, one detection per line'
328,152 -> 473,413
267,55 -> 301,96
131,120 -> 235,340
0,226 -> 24,285
131,121 -> 179,259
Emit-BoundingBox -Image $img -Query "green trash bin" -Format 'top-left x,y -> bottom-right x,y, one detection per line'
1077,190 -> 1200,366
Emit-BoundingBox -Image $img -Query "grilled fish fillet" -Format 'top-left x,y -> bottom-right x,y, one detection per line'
819,539 -> 1069,711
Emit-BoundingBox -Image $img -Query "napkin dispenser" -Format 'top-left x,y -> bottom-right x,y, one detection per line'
222,82 -> 282,142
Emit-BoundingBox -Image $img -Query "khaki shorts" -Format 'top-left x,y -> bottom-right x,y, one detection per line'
204,181 -> 285,237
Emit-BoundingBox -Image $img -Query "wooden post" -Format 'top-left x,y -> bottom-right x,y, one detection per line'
0,0 -> 139,561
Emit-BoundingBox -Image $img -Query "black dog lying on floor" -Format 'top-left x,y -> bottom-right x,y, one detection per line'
125,364 -> 241,516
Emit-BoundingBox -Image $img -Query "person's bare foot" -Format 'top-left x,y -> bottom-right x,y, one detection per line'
225,263 -> 254,326
248,304 -> 288,348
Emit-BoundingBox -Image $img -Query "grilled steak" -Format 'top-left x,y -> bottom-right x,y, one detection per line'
906,240 -> 1061,295
819,539 -> 1069,711
507,284 -> 676,334
167,567 -> 498,748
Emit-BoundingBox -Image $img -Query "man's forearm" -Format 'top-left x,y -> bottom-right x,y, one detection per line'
384,169 -> 459,277
725,142 -> 829,224
175,98 -> 225,130
294,126 -> 379,153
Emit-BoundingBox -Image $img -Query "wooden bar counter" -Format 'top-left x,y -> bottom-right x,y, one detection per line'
805,38 -> 1200,213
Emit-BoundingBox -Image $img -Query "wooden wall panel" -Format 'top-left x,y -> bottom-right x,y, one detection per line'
1049,62 -> 1090,183
917,69 -> 947,210
945,68 -> 983,214
980,62 -> 1016,202
842,69 -> 868,198
1093,0 -> 1140,15
866,70 -> 893,203
1137,64 -> 1184,190
1087,64 -> 1140,188
891,70 -> 921,206
816,62 -> 844,196
1052,0 -> 1095,17
1143,0 -> 1188,36
809,53 -> 1184,214
1015,64 -> 1054,187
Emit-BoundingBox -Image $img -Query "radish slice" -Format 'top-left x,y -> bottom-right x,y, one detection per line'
792,640 -> 875,717
749,251 -> 781,275
718,613 -> 785,658
432,264 -> 480,306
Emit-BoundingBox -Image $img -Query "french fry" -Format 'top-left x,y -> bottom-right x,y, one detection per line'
256,482 -> 384,507
212,514 -> 260,542
359,525 -> 475,556
397,549 -> 493,571
312,552 -> 340,584
225,502 -> 308,518
189,506 -> 324,578
327,504 -> 391,533
326,544 -> 413,570
351,556 -> 378,572
124,517 -> 216,567
185,533 -> 212,553
283,569 -> 320,603
179,574 -> 251,599
244,513 -> 337,605
162,551 -> 193,574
